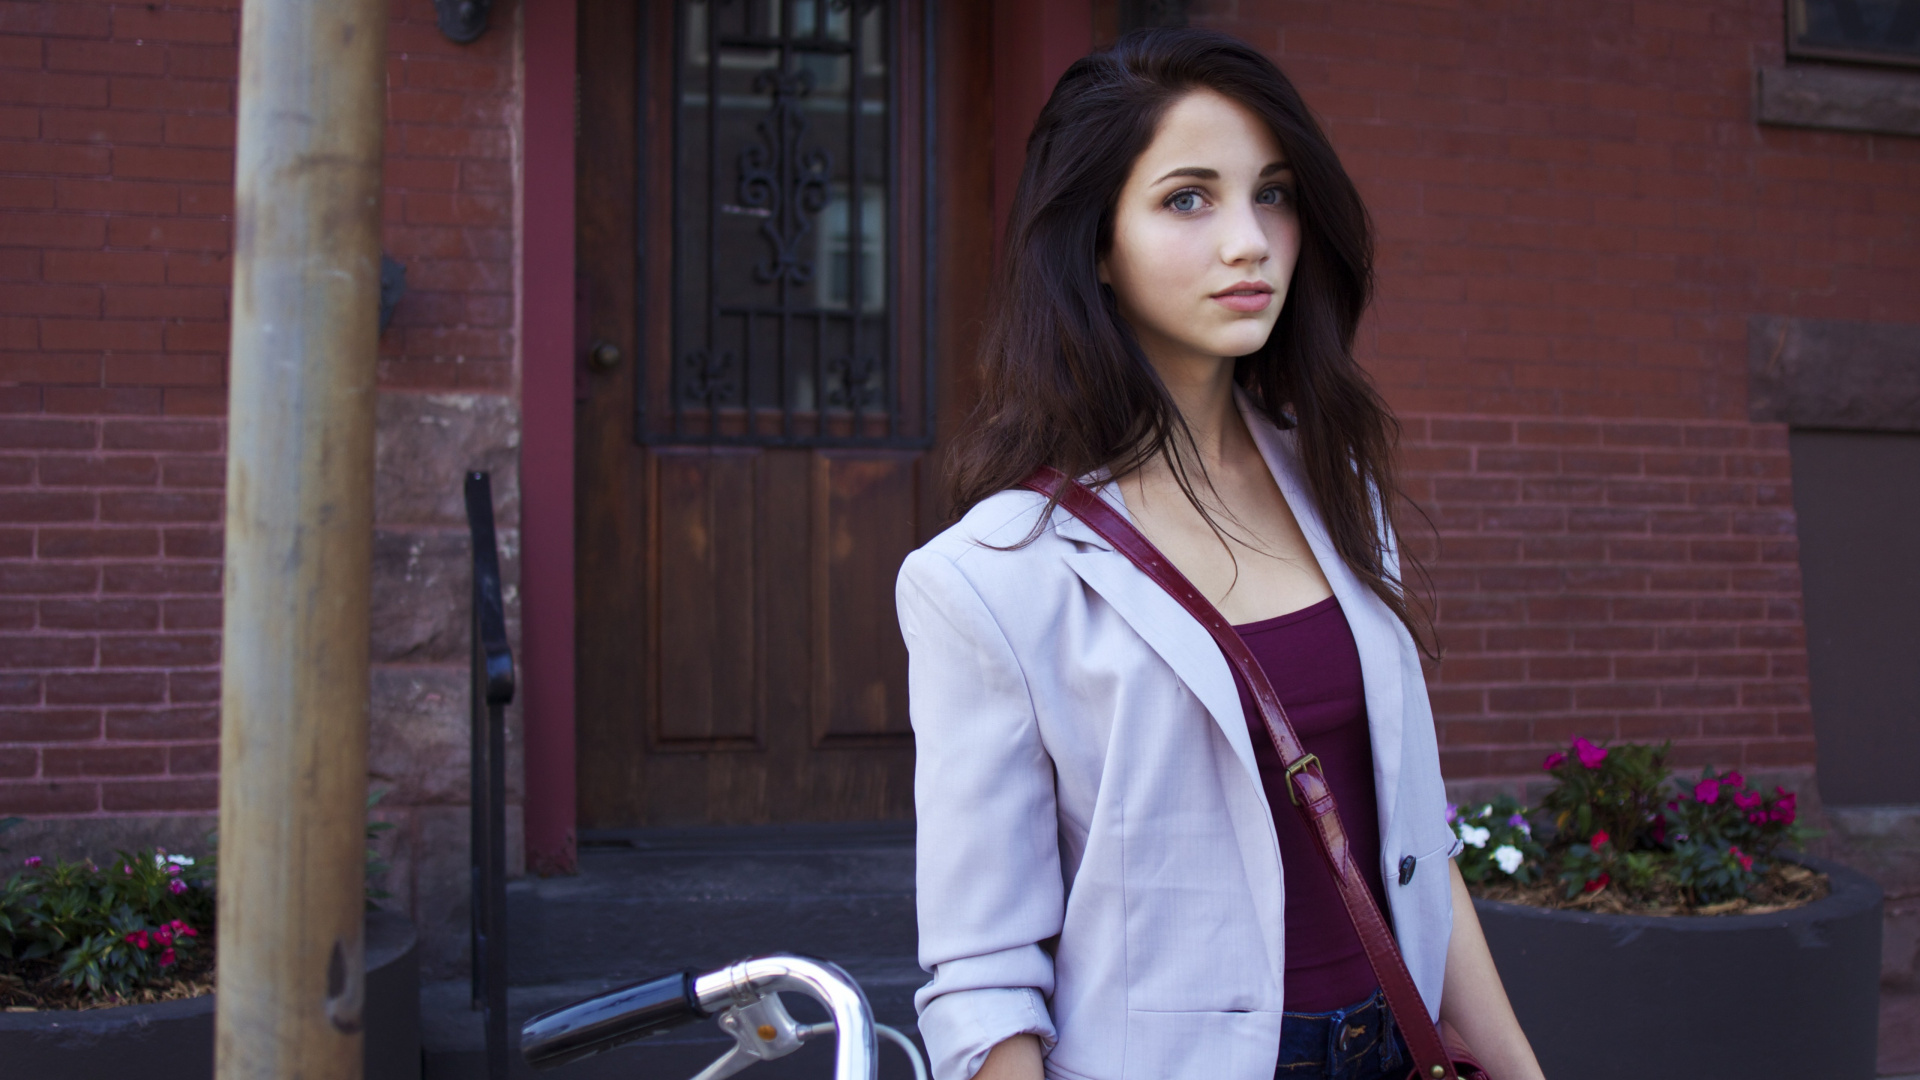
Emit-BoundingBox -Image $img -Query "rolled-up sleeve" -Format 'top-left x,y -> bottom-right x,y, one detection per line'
897,549 -> 1062,1080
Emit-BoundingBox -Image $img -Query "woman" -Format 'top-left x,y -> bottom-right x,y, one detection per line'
898,29 -> 1544,1080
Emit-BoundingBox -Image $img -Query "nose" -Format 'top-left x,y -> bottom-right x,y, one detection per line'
1217,197 -> 1271,268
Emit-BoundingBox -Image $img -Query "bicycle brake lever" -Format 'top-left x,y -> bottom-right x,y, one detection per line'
688,993 -> 811,1080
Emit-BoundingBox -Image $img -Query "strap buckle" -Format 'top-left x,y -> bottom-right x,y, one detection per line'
1284,753 -> 1322,806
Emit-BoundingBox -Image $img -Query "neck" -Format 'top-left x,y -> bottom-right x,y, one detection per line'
1145,345 -> 1244,468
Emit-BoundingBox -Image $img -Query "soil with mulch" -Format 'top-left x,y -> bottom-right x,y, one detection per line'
1469,861 -> 1830,917
0,944 -> 215,1012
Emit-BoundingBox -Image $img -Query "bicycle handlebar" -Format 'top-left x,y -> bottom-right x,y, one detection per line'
521,954 -> 878,1080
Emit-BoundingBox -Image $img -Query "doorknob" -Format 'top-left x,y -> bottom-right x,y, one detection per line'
588,340 -> 622,370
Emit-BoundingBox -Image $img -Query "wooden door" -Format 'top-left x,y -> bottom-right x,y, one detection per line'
576,0 -> 993,827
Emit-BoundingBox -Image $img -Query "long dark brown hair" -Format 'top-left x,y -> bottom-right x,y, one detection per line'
948,27 -> 1435,653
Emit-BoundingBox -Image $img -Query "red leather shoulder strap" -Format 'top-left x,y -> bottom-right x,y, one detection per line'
1021,467 -> 1457,1080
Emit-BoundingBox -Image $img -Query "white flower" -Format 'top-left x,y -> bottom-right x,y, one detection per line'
1460,825 -> 1491,849
154,853 -> 194,867
1493,845 -> 1524,875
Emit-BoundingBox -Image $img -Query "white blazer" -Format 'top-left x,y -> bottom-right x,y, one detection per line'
897,393 -> 1461,1080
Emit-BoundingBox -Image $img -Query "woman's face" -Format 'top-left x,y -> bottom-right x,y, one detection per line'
1099,89 -> 1299,370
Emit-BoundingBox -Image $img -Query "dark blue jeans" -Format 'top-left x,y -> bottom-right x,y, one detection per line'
1274,988 -> 1410,1080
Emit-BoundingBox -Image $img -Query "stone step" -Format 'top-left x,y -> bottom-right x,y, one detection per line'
506,823 -> 917,988
426,823 -> 926,1080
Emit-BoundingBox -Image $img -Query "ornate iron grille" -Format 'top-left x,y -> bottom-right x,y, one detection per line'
659,0 -> 930,447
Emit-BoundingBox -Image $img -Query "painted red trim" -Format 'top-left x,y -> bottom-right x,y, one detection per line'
519,0 -> 578,875
991,0 -> 1091,258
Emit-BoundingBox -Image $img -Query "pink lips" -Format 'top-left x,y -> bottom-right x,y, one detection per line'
1211,281 -> 1273,313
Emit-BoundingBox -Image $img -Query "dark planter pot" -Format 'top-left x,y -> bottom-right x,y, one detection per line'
0,909 -> 421,1080
1475,853 -> 1881,1080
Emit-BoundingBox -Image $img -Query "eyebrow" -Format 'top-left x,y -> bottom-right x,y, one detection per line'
1151,162 -> 1293,185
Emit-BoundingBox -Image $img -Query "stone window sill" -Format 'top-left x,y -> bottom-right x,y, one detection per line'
1756,64 -> 1920,138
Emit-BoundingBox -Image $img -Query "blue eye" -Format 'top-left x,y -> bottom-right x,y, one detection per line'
1258,185 -> 1294,207
1167,189 -> 1203,213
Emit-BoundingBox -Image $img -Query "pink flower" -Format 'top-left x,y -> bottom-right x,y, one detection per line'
1574,737 -> 1607,769
126,931 -> 150,951
153,927 -> 172,947
169,878 -> 188,895
1652,814 -> 1667,843
158,948 -> 176,967
1694,778 -> 1720,804
1542,751 -> 1566,771
122,864 -> 133,876
166,863 -> 182,876
1723,770 -> 1745,790
1590,831 -> 1610,851
22,856 -> 40,868
1748,812 -> 1769,825
1732,790 -> 1763,811
170,921 -> 198,938
1445,802 -> 1458,824
1731,845 -> 1753,873
1771,789 -> 1798,826
1584,873 -> 1611,893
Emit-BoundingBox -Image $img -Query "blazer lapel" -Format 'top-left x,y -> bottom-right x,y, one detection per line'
1236,391 -> 1407,836
1048,490 -> 1265,790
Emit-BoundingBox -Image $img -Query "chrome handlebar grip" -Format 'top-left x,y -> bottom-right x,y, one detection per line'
692,955 -> 878,1080
520,969 -> 706,1070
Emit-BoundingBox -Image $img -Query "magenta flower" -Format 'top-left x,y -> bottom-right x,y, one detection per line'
166,863 -> 182,876
1748,811 -> 1769,825
167,920 -> 198,939
1694,778 -> 1720,804
169,878 -> 188,895
22,855 -> 40,868
1732,790 -> 1763,811
1771,789 -> 1798,825
122,864 -> 133,876
1542,751 -> 1566,771
158,947 -> 176,967
1730,845 -> 1753,872
1651,814 -> 1667,843
1723,770 -> 1745,790
1573,737 -> 1607,770
1445,802 -> 1458,824
1590,830 -> 1610,851
1584,872 -> 1611,893
126,930 -> 150,951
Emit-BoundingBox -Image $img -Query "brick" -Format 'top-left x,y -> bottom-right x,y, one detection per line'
112,145 -> 233,183
0,562 -> 96,594
0,708 -> 99,741
40,317 -> 163,351
45,37 -> 165,75
44,249 -> 167,284
0,69 -> 107,107
0,3 -> 111,38
43,386 -> 163,414
0,599 -> 29,627
100,633 -> 218,667
103,286 -> 224,320
0,781 -> 97,814
0,673 -> 37,705
101,419 -> 219,451
99,490 -> 221,523
42,105 -> 162,144
0,490 -> 94,521
39,598 -> 158,630
161,597 -> 220,629
166,741 -> 216,775
162,113 -> 233,149
38,453 -> 158,486
0,351 -> 97,382
42,745 -> 166,777
0,747 -> 34,778
101,776 -> 216,811
105,705 -> 216,741
167,669 -> 218,703
37,527 -> 159,558
0,631 -> 93,667
110,7 -> 235,44
160,455 -> 225,487
101,562 -> 221,594
46,671 -> 165,704
106,215 -> 228,251
108,76 -> 229,113
162,525 -> 220,558
0,140 -> 110,176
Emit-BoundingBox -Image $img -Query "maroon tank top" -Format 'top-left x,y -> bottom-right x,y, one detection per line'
1230,595 -> 1389,1011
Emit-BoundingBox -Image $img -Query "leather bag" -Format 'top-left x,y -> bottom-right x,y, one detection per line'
1021,467 -> 1489,1080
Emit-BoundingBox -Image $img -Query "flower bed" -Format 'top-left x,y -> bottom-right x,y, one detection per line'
1449,737 -> 1829,915
1,846 -> 214,1010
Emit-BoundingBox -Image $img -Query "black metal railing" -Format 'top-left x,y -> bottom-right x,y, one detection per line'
465,471 -> 514,1080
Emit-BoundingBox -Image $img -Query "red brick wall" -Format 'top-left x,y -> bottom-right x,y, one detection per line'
0,0 -> 519,822
1191,0 -> 1920,778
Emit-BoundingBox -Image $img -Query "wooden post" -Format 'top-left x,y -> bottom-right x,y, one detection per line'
217,0 -> 388,1077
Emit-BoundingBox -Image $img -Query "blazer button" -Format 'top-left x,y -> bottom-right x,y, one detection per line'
1398,855 -> 1417,886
